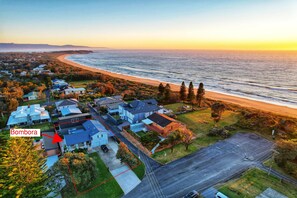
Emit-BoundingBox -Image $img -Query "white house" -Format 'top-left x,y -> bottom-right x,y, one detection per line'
20,71 -> 27,76
55,99 -> 79,112
63,120 -> 109,152
23,91 -> 38,101
7,104 -> 51,128
64,88 -> 85,95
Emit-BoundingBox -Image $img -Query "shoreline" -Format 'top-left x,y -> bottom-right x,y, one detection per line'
57,54 -> 297,119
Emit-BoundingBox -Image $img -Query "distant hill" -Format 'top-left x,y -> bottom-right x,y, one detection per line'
0,43 -> 106,52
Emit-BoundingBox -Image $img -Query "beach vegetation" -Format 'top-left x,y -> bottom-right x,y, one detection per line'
187,81 -> 195,102
179,81 -> 187,101
211,102 -> 226,124
196,82 -> 205,107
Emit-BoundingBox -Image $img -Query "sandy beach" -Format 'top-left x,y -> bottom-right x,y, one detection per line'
57,54 -> 297,119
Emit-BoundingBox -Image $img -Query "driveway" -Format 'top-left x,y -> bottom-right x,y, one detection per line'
125,133 -> 274,198
95,142 -> 141,194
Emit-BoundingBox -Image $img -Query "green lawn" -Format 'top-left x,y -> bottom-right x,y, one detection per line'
77,153 -> 124,198
136,131 -> 147,138
27,122 -> 53,131
132,162 -> 146,180
264,158 -> 297,179
219,168 -> 297,198
152,108 -> 240,164
70,80 -> 95,88
164,102 -> 184,113
21,99 -> 46,106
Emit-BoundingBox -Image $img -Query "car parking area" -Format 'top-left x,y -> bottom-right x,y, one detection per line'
94,139 -> 141,194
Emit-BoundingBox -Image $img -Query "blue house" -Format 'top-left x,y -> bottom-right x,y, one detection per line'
63,120 -> 110,152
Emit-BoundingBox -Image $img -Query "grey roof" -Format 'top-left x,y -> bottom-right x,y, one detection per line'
95,95 -> 123,106
58,113 -> 91,121
82,120 -> 108,136
61,107 -> 82,116
256,188 -> 288,198
55,99 -> 78,108
43,132 -> 59,150
120,99 -> 160,114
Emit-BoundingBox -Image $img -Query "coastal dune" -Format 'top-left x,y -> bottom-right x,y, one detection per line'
57,54 -> 297,119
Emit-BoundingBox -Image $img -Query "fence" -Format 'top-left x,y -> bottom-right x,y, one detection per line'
121,129 -> 152,156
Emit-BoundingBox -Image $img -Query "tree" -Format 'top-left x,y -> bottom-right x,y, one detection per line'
116,142 -> 138,168
164,83 -> 171,101
8,98 -> 18,112
179,128 -> 194,150
51,152 -> 97,196
45,76 -> 52,88
140,131 -> 160,150
167,130 -> 182,153
0,137 -> 50,198
179,81 -> 187,101
211,102 -> 225,124
187,82 -> 195,101
158,83 -> 165,96
196,82 -> 205,107
275,139 -> 297,167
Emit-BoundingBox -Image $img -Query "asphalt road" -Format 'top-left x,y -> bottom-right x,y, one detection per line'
125,133 -> 274,198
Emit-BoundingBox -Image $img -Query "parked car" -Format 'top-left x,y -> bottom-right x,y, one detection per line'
183,190 -> 199,198
101,145 -> 109,153
215,192 -> 228,198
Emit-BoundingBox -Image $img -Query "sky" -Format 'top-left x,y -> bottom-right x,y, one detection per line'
1,0 -> 297,50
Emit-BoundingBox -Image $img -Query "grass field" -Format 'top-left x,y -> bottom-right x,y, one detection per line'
70,80 -> 95,88
78,153 -> 124,198
164,102 -> 184,113
132,162 -> 146,180
21,99 -> 46,106
27,122 -> 53,131
152,108 -> 240,163
264,158 -> 297,180
219,168 -> 297,198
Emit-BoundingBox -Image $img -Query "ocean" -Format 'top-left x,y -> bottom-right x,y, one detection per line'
67,50 -> 297,108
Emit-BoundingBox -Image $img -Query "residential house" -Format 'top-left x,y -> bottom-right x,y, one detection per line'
52,79 -> 68,89
63,120 -> 109,152
95,95 -> 125,114
61,106 -> 82,117
23,91 -> 38,101
57,113 -> 91,130
42,132 -> 61,156
119,99 -> 163,124
20,71 -> 27,76
55,99 -> 79,112
7,104 -> 50,128
143,113 -> 185,137
64,87 -> 85,95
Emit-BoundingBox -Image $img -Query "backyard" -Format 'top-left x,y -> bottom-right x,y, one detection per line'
218,168 -> 297,198
21,98 -> 47,106
77,153 -> 124,198
70,80 -> 95,88
152,107 -> 240,163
